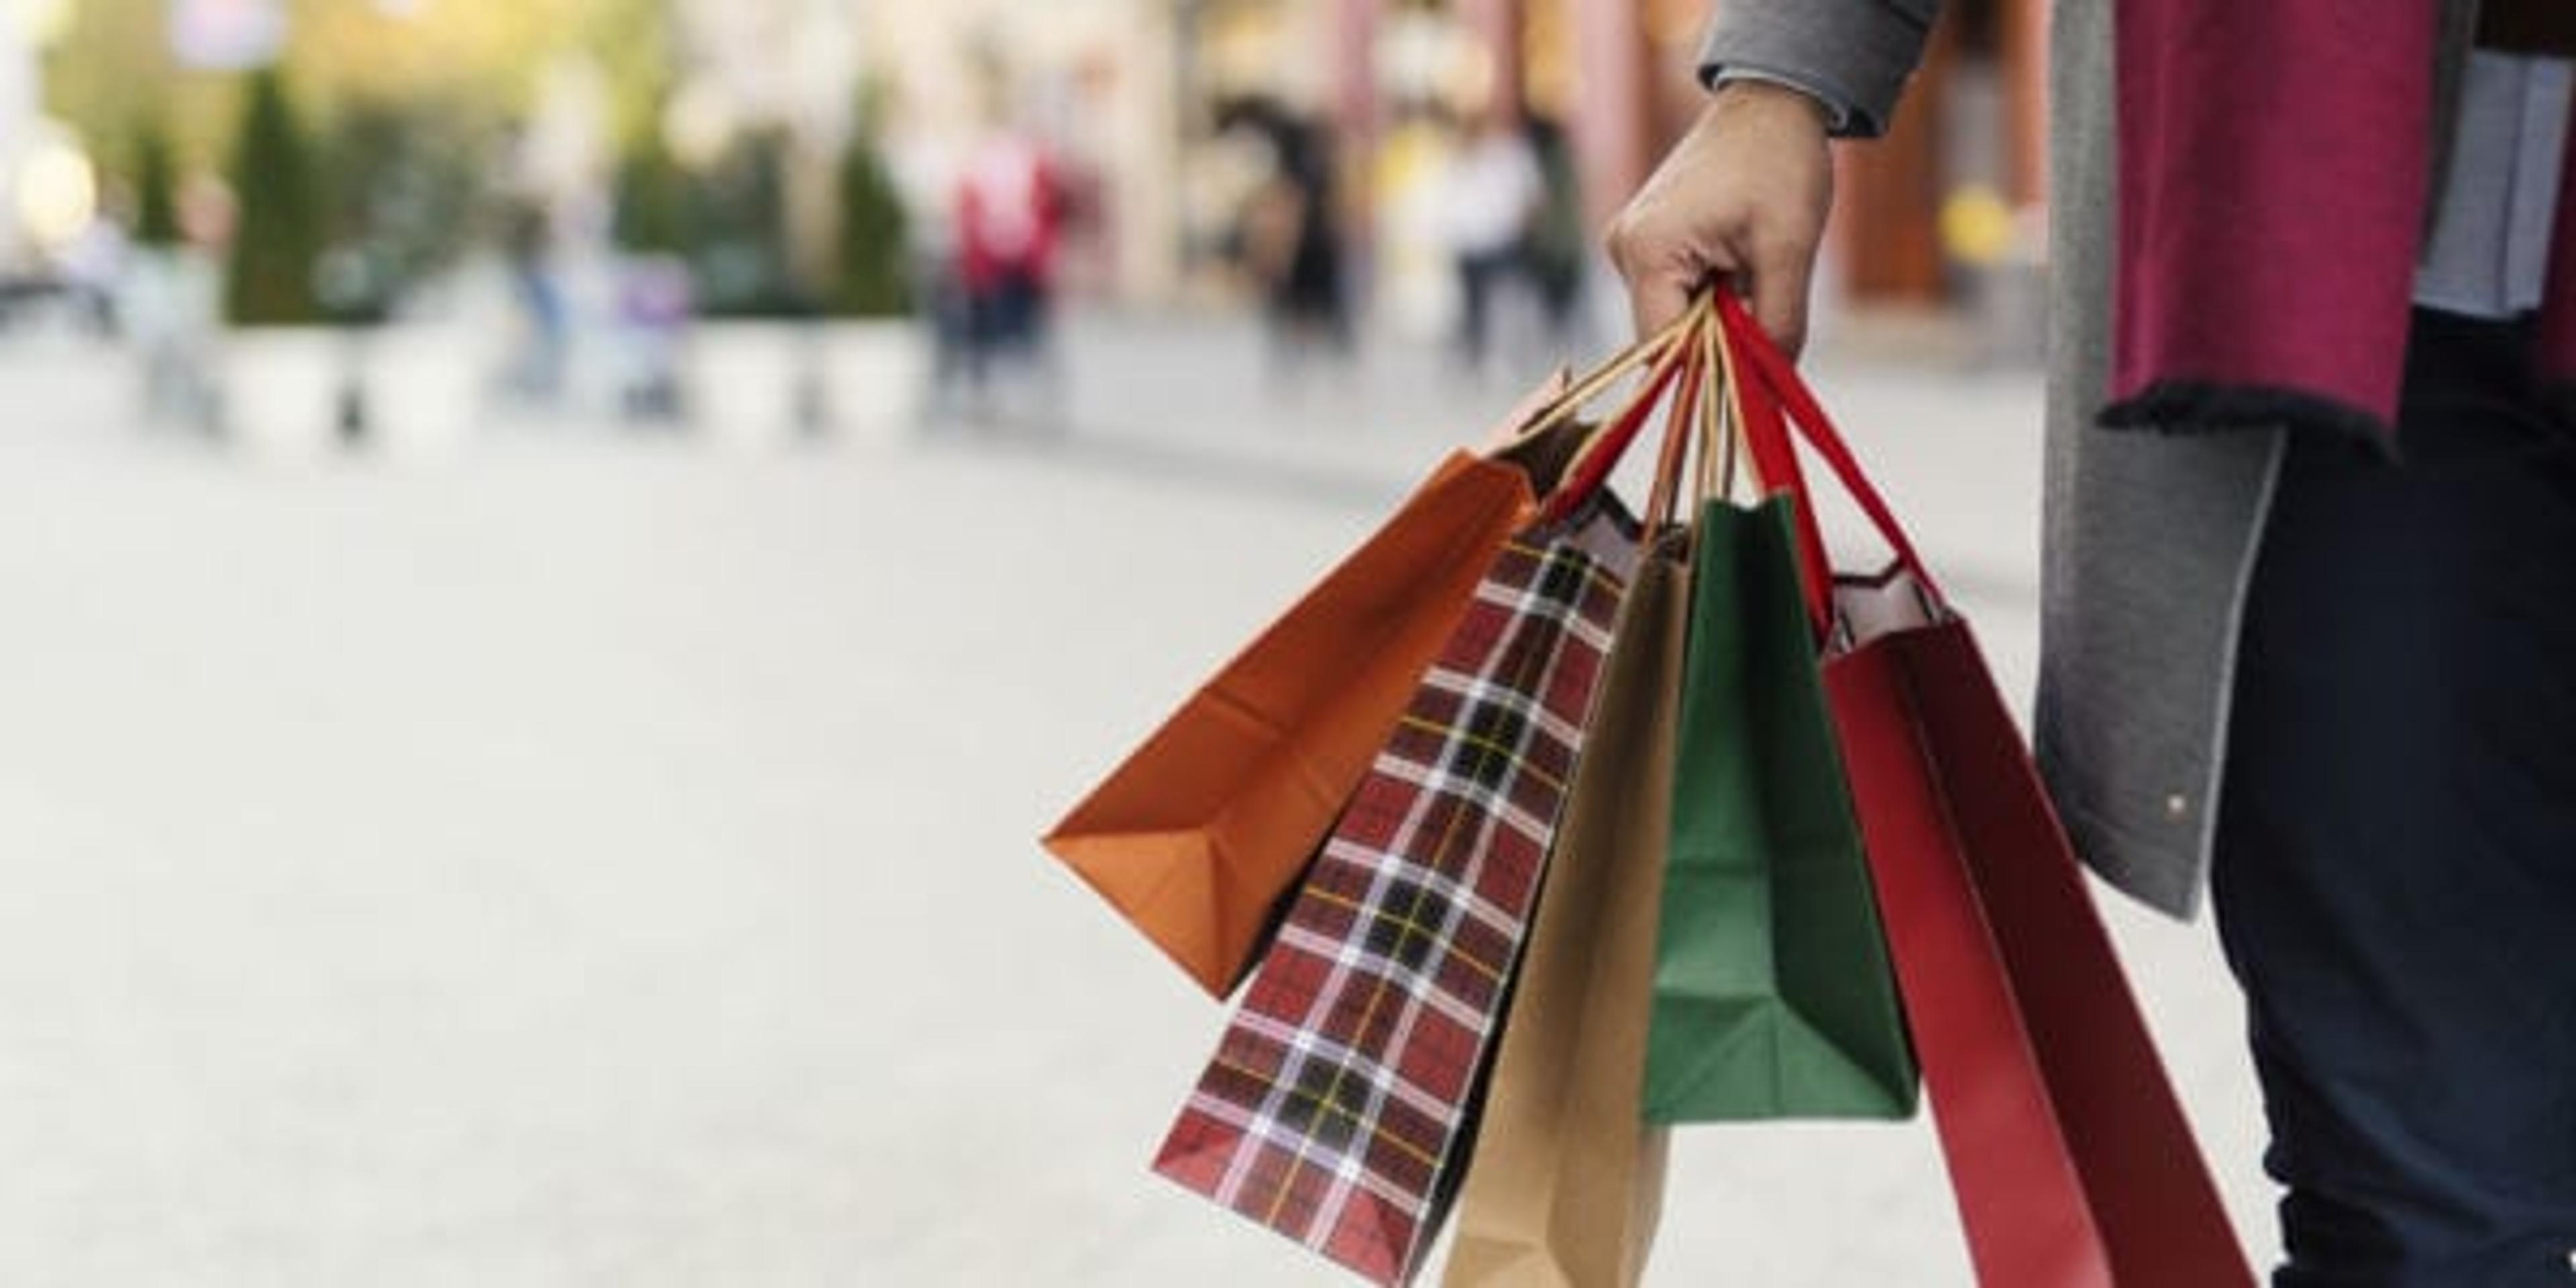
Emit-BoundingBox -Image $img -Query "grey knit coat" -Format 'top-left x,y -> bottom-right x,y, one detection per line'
1701,0 -> 2485,916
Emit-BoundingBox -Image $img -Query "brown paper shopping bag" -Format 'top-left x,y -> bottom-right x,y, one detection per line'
1442,532 -> 1685,1288
1442,321 -> 1730,1288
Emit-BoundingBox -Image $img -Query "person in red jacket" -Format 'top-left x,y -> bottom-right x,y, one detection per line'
951,123 -> 1064,412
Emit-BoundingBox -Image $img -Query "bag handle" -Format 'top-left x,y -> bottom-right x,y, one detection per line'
1711,289 -> 1942,627
1697,305 -> 1747,507
1533,292 -> 1715,525
1494,292 -> 1705,461
1646,306 -> 1755,531
1643,318 -> 1713,533
1707,295 -> 1836,637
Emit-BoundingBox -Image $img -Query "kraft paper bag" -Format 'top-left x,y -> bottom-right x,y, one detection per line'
1443,527 -> 1689,1288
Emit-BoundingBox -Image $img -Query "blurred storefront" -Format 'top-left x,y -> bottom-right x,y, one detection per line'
32,0 -> 2041,321
1155,0 -> 2047,317
1156,0 -> 1701,329
651,0 -> 2050,319
1831,0 -> 2049,307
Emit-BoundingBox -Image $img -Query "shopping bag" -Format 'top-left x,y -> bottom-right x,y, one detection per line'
1151,302 -> 1712,1285
1152,498 -> 1639,1285
1044,447 -> 1532,996
1638,313 -> 1916,1122
1440,340 -> 1729,1287
1044,320 -> 1691,998
1714,290 -> 2252,1285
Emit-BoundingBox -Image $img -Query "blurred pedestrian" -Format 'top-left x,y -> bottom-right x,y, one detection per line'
1438,105 -> 1542,377
950,108 -> 1065,424
499,195 -> 568,404
1519,111 -> 1589,356
877,85 -> 973,425
122,172 -> 229,432
59,206 -> 129,339
1609,3 -> 2576,1283
1233,108 -> 1352,386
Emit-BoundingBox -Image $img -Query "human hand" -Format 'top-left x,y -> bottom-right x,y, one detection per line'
1606,80 -> 1834,357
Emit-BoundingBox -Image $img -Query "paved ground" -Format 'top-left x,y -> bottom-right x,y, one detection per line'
0,313 -> 2274,1285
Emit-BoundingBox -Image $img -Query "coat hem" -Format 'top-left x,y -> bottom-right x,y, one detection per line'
2054,795 -> 2204,921
2042,427 -> 2288,928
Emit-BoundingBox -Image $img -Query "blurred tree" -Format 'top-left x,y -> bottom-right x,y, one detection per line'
612,123 -> 826,321
46,0 -> 623,182
224,68 -> 324,325
580,0 -> 677,156
274,0 -> 584,115
321,99 -> 492,299
42,0 -> 231,174
610,125 -> 691,256
131,123 -> 182,248
688,127 -> 805,319
831,124 -> 910,317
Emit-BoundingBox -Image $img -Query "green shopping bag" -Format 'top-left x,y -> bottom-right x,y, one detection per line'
1640,493 -> 1917,1123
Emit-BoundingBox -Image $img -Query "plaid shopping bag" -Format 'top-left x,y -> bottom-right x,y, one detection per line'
1155,496 -> 1640,1287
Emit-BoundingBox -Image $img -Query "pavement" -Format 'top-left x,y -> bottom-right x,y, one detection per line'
0,311 -> 2273,1285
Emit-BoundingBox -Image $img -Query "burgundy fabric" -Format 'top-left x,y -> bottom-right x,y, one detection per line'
2106,0 -> 2576,443
2538,110 -> 2576,386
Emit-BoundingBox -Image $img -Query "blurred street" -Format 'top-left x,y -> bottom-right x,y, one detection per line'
0,312 -> 2275,1285
0,0 -> 2270,1281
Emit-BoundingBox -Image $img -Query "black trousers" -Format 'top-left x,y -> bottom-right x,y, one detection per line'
1454,248 -> 1519,367
2216,309 -> 2576,1285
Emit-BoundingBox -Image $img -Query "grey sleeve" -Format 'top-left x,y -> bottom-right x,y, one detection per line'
1698,0 -> 1940,138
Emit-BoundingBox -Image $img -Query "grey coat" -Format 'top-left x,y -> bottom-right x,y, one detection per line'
1701,0 -> 2481,918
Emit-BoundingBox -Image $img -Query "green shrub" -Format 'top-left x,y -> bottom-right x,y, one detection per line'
688,129 -> 805,319
610,131 -> 690,257
321,99 -> 490,318
224,70 -> 325,325
131,124 -> 182,249
832,131 -> 910,317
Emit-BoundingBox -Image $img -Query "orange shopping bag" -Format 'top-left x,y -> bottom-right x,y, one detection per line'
1044,315 -> 1701,997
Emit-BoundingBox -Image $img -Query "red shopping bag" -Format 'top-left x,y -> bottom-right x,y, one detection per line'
1713,292 -> 2254,1287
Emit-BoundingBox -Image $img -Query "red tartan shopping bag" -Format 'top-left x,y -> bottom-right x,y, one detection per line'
1148,297 -> 1711,1286
1153,498 -> 1642,1285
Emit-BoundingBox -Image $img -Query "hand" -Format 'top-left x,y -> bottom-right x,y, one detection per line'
1606,80 -> 1834,357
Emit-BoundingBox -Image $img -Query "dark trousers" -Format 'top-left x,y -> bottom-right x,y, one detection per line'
1454,248 -> 1519,368
2216,309 -> 2576,1286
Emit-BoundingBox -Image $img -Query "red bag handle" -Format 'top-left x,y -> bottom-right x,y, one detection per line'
1710,304 -> 1835,638
1713,290 -> 1942,625
1537,296 -> 1711,525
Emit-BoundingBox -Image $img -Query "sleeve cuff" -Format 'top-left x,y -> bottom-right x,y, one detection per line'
1707,68 -> 1856,133
1698,1 -> 1934,139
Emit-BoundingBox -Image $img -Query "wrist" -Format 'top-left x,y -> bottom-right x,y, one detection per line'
1709,76 -> 1837,135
